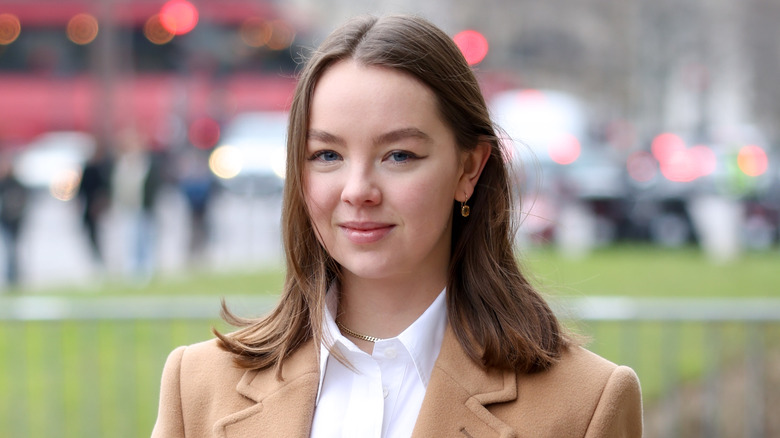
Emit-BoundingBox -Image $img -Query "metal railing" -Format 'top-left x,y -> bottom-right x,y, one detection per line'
1,295 -> 778,438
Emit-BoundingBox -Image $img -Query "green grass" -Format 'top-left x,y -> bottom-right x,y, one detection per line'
1,245 -> 778,437
522,244 -> 780,298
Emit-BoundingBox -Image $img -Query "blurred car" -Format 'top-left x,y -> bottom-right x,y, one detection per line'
490,88 -> 629,244
209,111 -> 288,196
14,131 -> 96,201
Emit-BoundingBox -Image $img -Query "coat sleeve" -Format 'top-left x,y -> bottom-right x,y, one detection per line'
151,346 -> 187,438
584,365 -> 644,437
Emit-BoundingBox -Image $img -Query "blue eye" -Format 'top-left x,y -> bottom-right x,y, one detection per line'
313,150 -> 341,162
389,151 -> 413,162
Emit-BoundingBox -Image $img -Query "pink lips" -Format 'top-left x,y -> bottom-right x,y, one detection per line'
339,222 -> 395,244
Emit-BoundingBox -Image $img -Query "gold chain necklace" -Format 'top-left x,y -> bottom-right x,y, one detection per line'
336,320 -> 386,343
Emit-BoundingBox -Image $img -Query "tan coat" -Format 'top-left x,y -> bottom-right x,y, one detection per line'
152,325 -> 643,437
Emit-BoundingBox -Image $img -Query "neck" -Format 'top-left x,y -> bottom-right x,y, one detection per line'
337,273 -> 445,342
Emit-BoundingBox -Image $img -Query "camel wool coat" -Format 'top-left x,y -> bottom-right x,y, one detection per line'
152,324 -> 643,437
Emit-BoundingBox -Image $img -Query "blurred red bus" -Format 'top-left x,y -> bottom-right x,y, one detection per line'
0,0 -> 299,147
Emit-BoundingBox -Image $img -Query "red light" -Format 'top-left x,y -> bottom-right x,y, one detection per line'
160,0 -> 198,36
454,30 -> 488,66
660,148 -> 699,182
738,145 -> 768,177
548,133 -> 581,165
651,134 -> 717,182
145,14 -> 175,45
188,117 -> 220,149
651,132 -> 685,162
67,13 -> 99,45
0,13 -> 22,45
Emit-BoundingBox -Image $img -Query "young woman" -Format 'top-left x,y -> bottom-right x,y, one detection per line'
153,14 -> 642,437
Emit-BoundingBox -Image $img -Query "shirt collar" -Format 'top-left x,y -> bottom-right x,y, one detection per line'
317,285 -> 448,402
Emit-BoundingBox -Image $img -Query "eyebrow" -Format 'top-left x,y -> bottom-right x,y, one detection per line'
307,127 -> 432,147
307,129 -> 345,146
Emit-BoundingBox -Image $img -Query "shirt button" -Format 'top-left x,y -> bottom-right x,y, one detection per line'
385,348 -> 397,359
382,386 -> 389,398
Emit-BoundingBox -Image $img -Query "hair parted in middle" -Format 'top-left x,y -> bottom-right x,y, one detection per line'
215,14 -> 569,377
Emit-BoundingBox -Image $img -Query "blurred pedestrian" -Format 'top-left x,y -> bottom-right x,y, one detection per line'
111,128 -> 164,281
78,142 -> 112,266
0,152 -> 28,288
176,147 -> 214,263
153,15 -> 642,437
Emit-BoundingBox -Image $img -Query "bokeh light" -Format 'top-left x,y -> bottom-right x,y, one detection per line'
188,117 -> 221,149
266,20 -> 295,51
453,30 -> 489,65
160,0 -> 198,36
737,144 -> 768,177
144,14 -> 175,45
240,17 -> 272,48
50,169 -> 82,201
66,14 -> 99,45
548,133 -> 581,165
0,13 -> 21,45
651,134 -> 716,182
651,132 -> 685,163
209,145 -> 242,179
660,148 -> 699,182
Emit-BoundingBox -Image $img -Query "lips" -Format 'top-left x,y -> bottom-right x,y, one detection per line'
339,222 -> 395,244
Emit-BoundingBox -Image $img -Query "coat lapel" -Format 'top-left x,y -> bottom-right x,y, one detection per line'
211,325 -> 518,438
412,325 -> 518,438
213,340 -> 320,438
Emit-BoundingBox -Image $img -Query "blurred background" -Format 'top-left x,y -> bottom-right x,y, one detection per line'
0,0 -> 778,437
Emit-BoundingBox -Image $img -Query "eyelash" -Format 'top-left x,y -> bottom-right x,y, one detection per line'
309,150 -> 342,162
386,150 -> 417,163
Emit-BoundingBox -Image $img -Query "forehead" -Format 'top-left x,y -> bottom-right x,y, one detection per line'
308,60 -> 443,132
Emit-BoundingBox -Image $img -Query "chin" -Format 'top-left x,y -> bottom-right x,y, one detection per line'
343,266 -> 392,281
339,258 -> 399,282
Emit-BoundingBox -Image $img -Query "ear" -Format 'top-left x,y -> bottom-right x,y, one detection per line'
455,140 -> 491,202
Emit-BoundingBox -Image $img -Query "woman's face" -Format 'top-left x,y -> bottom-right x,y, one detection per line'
303,60 -> 470,285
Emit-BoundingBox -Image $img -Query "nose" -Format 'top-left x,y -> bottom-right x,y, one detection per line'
340,163 -> 381,206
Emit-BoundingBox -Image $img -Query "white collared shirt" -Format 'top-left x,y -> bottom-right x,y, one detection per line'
310,287 -> 447,438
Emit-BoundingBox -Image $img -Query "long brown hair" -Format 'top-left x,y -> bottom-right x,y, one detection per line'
215,14 -> 569,376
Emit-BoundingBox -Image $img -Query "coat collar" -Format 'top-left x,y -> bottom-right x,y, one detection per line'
212,341 -> 321,437
411,324 -> 518,438
214,324 -> 518,438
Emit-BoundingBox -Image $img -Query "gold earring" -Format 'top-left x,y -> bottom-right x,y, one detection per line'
461,199 -> 470,217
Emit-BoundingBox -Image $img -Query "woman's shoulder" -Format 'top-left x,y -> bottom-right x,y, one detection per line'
154,339 -> 261,436
519,345 -> 639,395
162,338 -> 248,393
558,345 -> 632,375
505,346 -> 642,436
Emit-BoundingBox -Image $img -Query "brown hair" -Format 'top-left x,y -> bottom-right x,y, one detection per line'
216,14 -> 569,376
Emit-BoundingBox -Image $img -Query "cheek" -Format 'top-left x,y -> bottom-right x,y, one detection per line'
303,179 -> 333,223
401,177 -> 457,220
